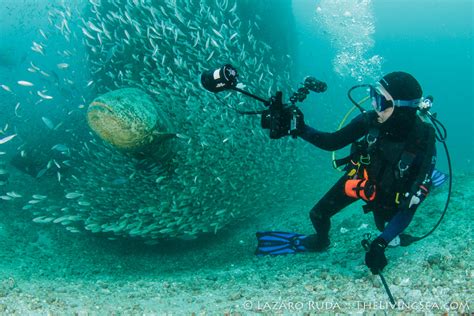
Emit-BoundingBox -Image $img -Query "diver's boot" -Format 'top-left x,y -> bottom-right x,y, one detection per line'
301,234 -> 330,252
307,212 -> 331,251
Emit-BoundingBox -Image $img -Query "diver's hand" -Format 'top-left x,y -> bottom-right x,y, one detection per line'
365,237 -> 388,274
399,184 -> 429,210
294,107 -> 306,135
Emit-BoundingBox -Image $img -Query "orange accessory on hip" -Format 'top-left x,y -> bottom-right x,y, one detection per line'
344,169 -> 376,202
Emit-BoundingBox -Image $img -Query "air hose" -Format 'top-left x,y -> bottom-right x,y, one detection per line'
331,95 -> 370,171
399,111 -> 452,246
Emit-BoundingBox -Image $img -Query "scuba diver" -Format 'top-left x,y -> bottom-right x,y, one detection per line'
257,72 -> 436,275
200,65 -> 449,276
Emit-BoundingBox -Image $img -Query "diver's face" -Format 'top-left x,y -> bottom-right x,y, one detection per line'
375,107 -> 394,123
372,84 -> 395,123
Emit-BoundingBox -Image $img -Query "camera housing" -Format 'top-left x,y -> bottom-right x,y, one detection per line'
261,92 -> 296,139
200,64 -> 326,140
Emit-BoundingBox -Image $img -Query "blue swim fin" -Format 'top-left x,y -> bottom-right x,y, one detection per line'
255,231 -> 308,256
431,169 -> 448,188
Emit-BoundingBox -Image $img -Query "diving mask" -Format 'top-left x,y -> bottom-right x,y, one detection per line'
370,84 -> 393,112
369,83 -> 422,112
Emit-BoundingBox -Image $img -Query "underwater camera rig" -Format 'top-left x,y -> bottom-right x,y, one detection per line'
200,64 -> 327,139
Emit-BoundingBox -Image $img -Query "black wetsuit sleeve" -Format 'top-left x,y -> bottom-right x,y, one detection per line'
299,113 -> 371,151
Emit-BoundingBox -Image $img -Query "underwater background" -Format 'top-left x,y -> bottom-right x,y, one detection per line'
0,0 -> 472,314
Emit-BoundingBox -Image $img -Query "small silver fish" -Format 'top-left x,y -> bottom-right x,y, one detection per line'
53,159 -> 61,169
39,29 -> 48,40
65,192 -> 83,199
37,91 -> 53,100
6,191 -> 22,198
82,27 -> 95,40
17,80 -> 34,87
52,144 -> 69,152
31,42 -> 44,55
41,117 -> 54,129
57,63 -> 69,69
88,21 -> 102,33
35,167 -> 46,177
0,134 -> 17,144
32,194 -> 47,200
14,103 -> 21,117
1,84 -> 12,92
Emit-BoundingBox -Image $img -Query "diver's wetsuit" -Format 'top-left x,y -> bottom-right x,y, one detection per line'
300,109 -> 436,244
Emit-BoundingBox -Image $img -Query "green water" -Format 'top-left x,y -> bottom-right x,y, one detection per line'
0,0 -> 472,314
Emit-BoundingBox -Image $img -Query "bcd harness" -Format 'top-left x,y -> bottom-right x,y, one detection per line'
340,118 -> 434,208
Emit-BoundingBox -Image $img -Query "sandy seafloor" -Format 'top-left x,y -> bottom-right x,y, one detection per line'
0,168 -> 472,315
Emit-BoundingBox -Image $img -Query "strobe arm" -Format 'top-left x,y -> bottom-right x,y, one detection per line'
231,87 -> 269,104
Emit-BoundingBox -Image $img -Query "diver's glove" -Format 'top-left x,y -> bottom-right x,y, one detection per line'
365,237 -> 388,275
399,184 -> 429,210
294,107 -> 307,135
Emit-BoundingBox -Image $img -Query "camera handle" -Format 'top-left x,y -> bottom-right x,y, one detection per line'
229,85 -> 317,139
228,87 -> 298,139
227,78 -> 326,139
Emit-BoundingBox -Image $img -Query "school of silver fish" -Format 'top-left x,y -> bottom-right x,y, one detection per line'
1,0 -> 310,242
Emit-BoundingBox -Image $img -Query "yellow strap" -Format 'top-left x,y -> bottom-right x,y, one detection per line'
395,192 -> 400,204
348,169 -> 357,177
